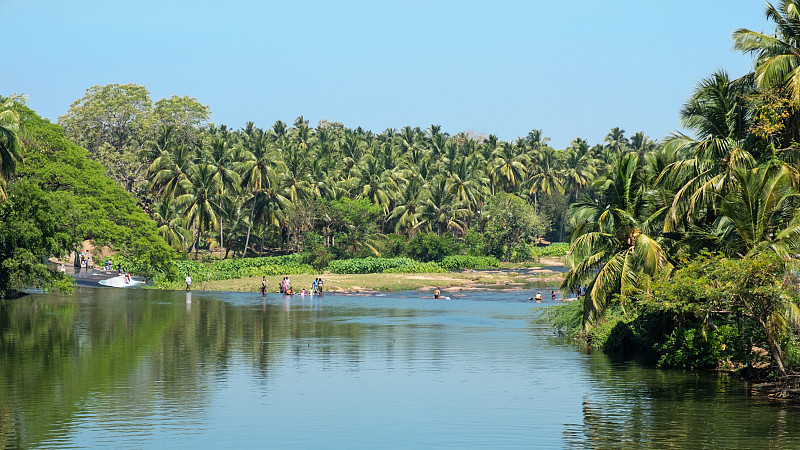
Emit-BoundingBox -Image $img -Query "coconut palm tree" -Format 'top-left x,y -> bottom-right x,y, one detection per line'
176,163 -> 221,259
691,166 -> 800,258
355,154 -> 402,215
416,176 -> 469,236
658,70 -> 755,231
525,147 -> 564,211
240,129 -> 285,257
562,153 -> 671,329
152,197 -> 193,251
489,143 -> 528,194
149,144 -> 197,199
733,0 -> 800,108
389,174 -> 426,234
0,94 -> 26,201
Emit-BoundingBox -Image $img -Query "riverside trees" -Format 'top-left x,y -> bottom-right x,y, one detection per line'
555,0 -> 800,375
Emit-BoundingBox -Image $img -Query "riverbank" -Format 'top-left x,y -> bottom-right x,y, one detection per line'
161,257 -> 567,293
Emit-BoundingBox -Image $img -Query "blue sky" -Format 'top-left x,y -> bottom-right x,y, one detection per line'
2,1 -> 771,149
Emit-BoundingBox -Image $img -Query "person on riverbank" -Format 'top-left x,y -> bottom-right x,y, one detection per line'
313,278 -> 319,294
261,276 -> 267,295
185,274 -> 192,291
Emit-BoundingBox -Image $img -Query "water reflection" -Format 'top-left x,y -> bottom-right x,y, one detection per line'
0,288 -> 798,448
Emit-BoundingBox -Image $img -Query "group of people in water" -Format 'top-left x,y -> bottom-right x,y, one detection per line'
272,276 -> 324,296
530,291 -> 559,303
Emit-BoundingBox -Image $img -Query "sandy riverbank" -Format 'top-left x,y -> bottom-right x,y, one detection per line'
171,263 -> 567,294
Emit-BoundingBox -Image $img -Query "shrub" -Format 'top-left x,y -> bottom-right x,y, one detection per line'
384,262 -> 445,273
438,255 -> 500,270
656,327 -> 715,369
531,242 -> 569,258
156,255 -> 315,287
407,233 -> 457,262
327,257 -> 417,274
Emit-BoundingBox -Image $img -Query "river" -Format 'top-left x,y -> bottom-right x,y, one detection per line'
1,287 -> 798,448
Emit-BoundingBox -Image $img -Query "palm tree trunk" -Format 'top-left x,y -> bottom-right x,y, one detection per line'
762,317 -> 787,376
220,221 -> 224,260
194,232 -> 200,260
259,230 -> 266,257
243,198 -> 256,258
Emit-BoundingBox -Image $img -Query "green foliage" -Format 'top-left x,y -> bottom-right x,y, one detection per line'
378,233 -> 409,258
461,229 -> 488,257
484,192 -> 549,261
0,181 -> 77,297
16,106 -> 175,277
438,255 -> 500,270
656,327 -> 715,369
540,300 -> 584,336
156,254 -> 315,287
406,232 -> 457,262
327,257 -> 418,274
384,262 -> 445,273
531,242 -> 569,257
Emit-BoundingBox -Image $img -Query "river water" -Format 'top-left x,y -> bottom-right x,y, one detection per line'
1,287 -> 799,448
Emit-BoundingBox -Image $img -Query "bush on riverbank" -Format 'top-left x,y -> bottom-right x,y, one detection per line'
153,249 -> 549,287
327,257 -> 418,274
531,242 -> 569,258
438,255 -> 500,270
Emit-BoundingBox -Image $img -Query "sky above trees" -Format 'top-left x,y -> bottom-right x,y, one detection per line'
2,0 -> 769,148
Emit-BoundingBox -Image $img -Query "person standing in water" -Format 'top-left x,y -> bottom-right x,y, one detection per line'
185,274 -> 192,291
434,288 -> 441,299
535,292 -> 542,302
261,276 -> 267,295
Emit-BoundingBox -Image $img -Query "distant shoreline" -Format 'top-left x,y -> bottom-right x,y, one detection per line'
160,259 -> 568,295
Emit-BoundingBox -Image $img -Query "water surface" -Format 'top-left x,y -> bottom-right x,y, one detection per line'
1,287 -> 798,448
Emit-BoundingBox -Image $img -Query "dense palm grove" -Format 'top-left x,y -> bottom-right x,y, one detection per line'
57,84 -> 650,264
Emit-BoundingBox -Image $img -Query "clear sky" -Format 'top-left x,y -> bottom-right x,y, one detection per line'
2,1 -> 771,149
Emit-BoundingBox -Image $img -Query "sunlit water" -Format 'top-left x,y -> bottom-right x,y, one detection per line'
1,287 -> 799,448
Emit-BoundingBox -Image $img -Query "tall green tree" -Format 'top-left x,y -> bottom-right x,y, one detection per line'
58,83 -> 153,192
176,163 -> 221,259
